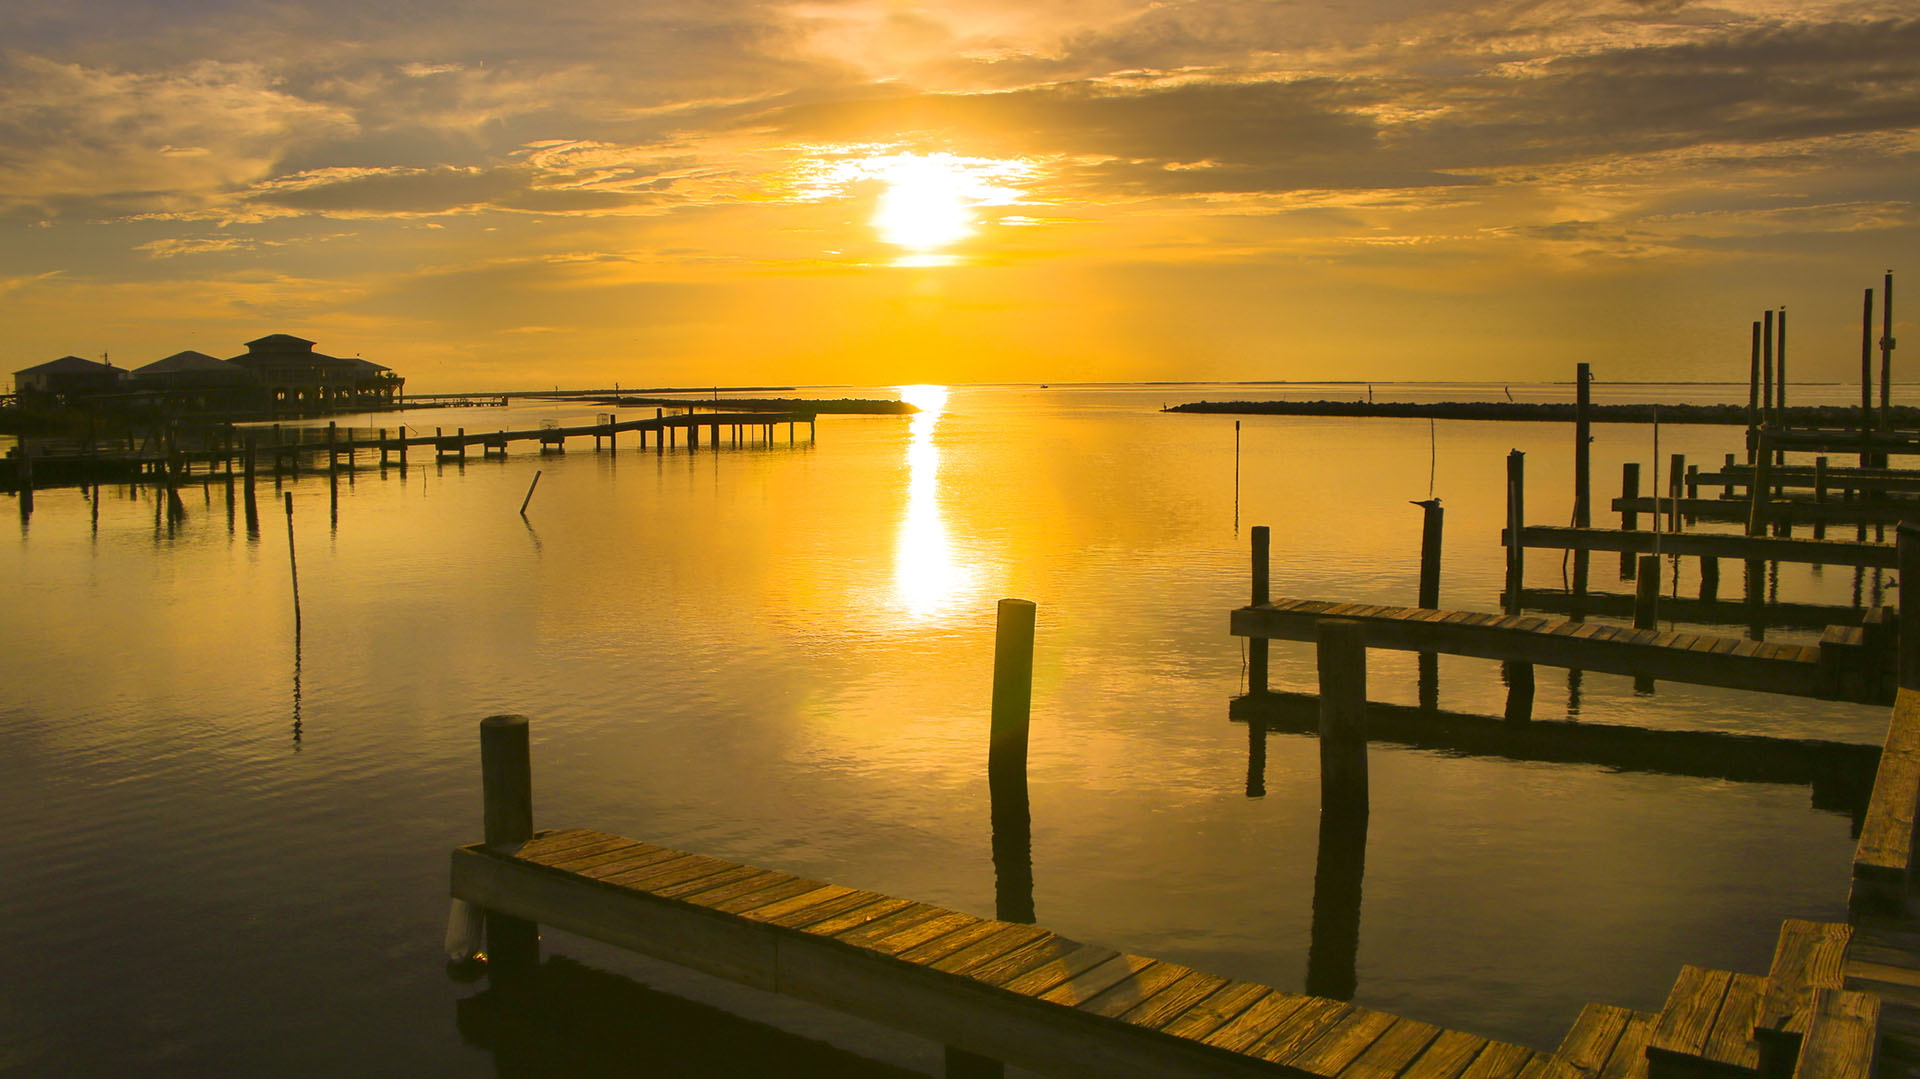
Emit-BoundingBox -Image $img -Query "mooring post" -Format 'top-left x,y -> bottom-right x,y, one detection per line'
458,428 -> 467,461
608,413 -> 617,451
1813,456 -> 1829,541
1777,307 -> 1788,413
520,470 -> 542,516
1881,271 -> 1896,432
1901,524 -> 1920,691
1621,462 -> 1640,579
1635,555 -> 1660,629
1505,450 -> 1525,609
1573,363 -> 1591,598
989,599 -> 1036,787
1747,321 -> 1761,461
284,493 -> 301,635
1250,526 -> 1271,693
1316,619 -> 1368,812
327,422 -> 338,473
1859,286 -> 1875,443
18,442 -> 34,517
1667,453 -> 1685,533
1415,500 -> 1442,609
1762,309 -> 1775,426
1699,556 -> 1719,602
479,714 -> 540,978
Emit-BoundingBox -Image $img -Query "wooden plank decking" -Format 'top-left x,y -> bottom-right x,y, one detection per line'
1230,599 -> 1882,702
450,828 -> 1556,1079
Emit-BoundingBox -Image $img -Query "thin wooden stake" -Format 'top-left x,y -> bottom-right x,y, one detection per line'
519,470 -> 542,516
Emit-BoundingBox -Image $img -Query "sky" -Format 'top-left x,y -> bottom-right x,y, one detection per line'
1,0 -> 1916,391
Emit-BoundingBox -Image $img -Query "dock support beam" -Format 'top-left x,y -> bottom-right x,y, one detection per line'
1250,526 -> 1270,694
480,715 -> 539,979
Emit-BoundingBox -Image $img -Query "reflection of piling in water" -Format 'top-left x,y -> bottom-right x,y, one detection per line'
1245,718 -> 1266,798
1308,619 -> 1368,1001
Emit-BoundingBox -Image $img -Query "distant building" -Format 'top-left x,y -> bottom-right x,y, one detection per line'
131,350 -> 256,412
225,334 -> 404,413
13,356 -> 128,405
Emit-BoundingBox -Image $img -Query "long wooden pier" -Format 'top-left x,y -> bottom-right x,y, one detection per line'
1504,525 -> 1898,570
1230,597 -> 1892,704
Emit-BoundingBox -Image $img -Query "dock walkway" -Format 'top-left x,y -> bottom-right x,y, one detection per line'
1229,597 -> 1891,703
453,827 -> 1555,1079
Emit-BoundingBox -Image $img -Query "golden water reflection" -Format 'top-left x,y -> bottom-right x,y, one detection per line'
893,384 -> 974,618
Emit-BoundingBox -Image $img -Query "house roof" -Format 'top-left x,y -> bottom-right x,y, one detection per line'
15,355 -> 123,377
134,350 -> 241,376
243,334 -> 317,351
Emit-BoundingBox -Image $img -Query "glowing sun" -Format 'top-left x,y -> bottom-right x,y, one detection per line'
873,158 -> 976,251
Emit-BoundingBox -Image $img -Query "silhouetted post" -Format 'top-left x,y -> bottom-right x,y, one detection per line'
1415,500 -> 1442,608
1882,271 -> 1896,432
989,600 -> 1036,790
1747,321 -> 1761,450
479,715 -> 539,979
1813,457 -> 1829,541
608,412 -> 617,451
284,493 -> 301,635
1667,453 -> 1685,532
1504,451 -> 1525,609
399,428 -> 408,467
1723,453 -> 1736,499
1316,619 -> 1367,813
1634,555 -> 1660,630
327,421 -> 338,473
1777,307 -> 1788,413
1621,463 -> 1640,579
520,471 -> 542,516
1573,363 -> 1591,598
458,428 -> 467,461
1746,429 -> 1771,606
1902,525 -> 1920,691
1762,309 -> 1774,425
1699,556 -> 1719,602
1414,500 -> 1442,705
1863,288 -> 1876,446
1250,526 -> 1270,693
1245,717 -> 1267,798
689,420 -> 699,450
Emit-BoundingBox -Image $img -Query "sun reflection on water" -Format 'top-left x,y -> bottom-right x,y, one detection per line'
894,384 -> 973,618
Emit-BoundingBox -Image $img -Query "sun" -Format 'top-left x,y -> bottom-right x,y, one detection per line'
873,158 -> 975,252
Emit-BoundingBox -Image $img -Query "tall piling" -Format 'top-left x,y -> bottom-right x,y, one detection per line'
1902,525 -> 1920,692
1882,271 -> 1896,431
1621,463 -> 1640,579
479,715 -> 540,978
1863,288 -> 1876,448
1316,619 -> 1368,813
1504,451 -> 1525,609
1250,526 -> 1271,693
1573,363 -> 1590,599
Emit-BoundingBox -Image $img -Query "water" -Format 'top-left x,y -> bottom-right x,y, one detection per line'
0,382 -> 1894,1075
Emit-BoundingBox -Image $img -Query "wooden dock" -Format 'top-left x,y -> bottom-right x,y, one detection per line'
453,826 -> 1563,1079
1230,597 -> 1892,704
1503,526 -> 1898,571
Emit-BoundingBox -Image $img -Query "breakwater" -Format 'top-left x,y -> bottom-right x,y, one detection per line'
1169,400 -> 1920,426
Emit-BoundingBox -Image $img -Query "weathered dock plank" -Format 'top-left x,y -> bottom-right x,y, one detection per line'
1850,689 -> 1920,916
450,829 -> 1541,1079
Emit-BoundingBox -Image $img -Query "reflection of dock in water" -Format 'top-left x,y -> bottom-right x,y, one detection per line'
1230,691 -> 1879,827
456,954 -> 922,1078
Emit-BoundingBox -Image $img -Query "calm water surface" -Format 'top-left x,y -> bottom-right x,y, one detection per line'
0,382 -> 1897,1075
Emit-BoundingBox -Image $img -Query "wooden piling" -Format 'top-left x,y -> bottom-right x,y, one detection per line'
520,470 -> 542,516
1251,526 -> 1271,693
479,714 -> 539,976
1315,619 -> 1368,812
327,422 -> 338,473
989,599 -> 1036,786
1667,453 -> 1685,532
1504,659 -> 1534,722
1763,309 -> 1775,425
1700,555 -> 1719,602
1863,287 -> 1876,446
1747,321 -> 1762,451
459,428 -> 468,461
1416,501 -> 1442,609
1573,363 -> 1591,598
1505,450 -> 1525,609
1635,555 -> 1660,630
1621,463 -> 1640,579
1882,271 -> 1896,431
1814,457 -> 1829,540
1777,307 -> 1788,411
1723,453 -> 1736,499
284,493 -> 300,635
244,434 -> 257,494
1902,524 -> 1920,691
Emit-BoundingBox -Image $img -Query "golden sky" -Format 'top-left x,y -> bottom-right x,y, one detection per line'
1,0 -> 1915,390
